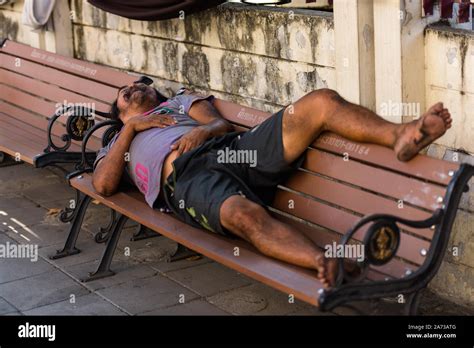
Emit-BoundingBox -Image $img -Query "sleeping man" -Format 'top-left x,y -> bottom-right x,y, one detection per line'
92,81 -> 452,287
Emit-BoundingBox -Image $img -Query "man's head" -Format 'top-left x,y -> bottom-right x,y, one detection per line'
110,82 -> 168,124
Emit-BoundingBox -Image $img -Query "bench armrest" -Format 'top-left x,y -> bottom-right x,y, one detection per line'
335,209 -> 444,287
44,105 -> 109,153
66,118 -> 122,180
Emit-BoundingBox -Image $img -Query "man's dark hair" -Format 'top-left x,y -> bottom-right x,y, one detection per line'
109,88 -> 168,123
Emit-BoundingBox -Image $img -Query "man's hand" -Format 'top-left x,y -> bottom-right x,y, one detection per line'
127,114 -> 177,133
170,126 -> 211,155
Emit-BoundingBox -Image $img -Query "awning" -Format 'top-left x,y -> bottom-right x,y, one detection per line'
87,0 -> 226,21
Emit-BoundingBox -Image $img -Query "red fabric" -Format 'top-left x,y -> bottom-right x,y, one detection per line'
423,0 -> 435,16
87,0 -> 225,21
458,0 -> 471,23
440,0 -> 454,19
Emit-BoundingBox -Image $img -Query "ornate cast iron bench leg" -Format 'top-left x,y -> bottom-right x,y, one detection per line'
83,213 -> 128,282
50,191 -> 92,259
405,290 -> 422,316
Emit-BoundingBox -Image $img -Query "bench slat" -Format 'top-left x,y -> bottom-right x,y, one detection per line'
0,68 -> 110,112
1,40 -> 134,88
0,53 -> 120,103
273,189 -> 430,266
0,85 -> 108,144
303,149 -> 445,211
0,123 -> 49,164
0,101 -> 102,151
283,171 -> 433,239
314,133 -> 459,186
0,113 -> 82,153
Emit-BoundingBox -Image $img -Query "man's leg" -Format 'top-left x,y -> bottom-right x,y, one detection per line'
220,195 -> 337,288
219,89 -> 452,287
281,88 -> 452,163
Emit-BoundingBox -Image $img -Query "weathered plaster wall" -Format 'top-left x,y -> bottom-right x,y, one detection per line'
68,1 -> 335,113
425,27 -> 474,307
0,0 -> 57,52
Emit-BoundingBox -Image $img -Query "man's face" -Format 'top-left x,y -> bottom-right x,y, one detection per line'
116,82 -> 158,121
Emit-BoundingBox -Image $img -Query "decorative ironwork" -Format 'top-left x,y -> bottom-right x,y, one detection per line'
66,115 -> 95,141
59,190 -> 82,223
94,209 -> 117,243
319,164 -> 474,314
364,220 -> 400,266
50,190 -> 92,260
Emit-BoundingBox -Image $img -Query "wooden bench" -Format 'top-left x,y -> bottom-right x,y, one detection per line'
0,38 -> 134,168
55,95 -> 474,314
0,39 -> 154,233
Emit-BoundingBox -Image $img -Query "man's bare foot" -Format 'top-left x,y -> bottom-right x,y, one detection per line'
315,255 -> 338,288
394,102 -> 452,162
316,257 -> 364,289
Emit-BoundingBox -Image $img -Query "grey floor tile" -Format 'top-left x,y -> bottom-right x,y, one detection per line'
39,233 -> 105,268
142,299 -> 230,316
22,182 -> 75,204
0,235 -> 54,284
166,262 -> 252,297
0,269 -> 89,311
96,274 -> 199,315
23,293 -> 126,316
64,260 -> 158,291
0,297 -> 18,314
207,283 -> 312,315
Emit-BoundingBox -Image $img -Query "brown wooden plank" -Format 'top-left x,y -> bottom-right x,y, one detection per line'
303,149 -> 445,211
0,126 -> 43,164
0,53 -> 120,103
273,189 -> 431,266
213,99 -> 272,127
283,171 -> 434,239
0,113 -> 83,153
1,40 -> 136,88
0,68 -> 110,112
0,102 -> 102,151
313,133 -> 459,186
0,84 -> 57,117
0,85 -> 106,145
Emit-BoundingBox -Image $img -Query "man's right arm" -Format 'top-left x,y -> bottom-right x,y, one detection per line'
92,114 -> 177,196
92,124 -> 136,196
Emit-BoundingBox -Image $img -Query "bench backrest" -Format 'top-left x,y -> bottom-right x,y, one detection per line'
212,99 -> 461,282
0,39 -> 135,153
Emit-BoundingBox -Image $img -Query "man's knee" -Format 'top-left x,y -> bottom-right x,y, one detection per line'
300,88 -> 346,127
220,196 -> 267,237
307,88 -> 345,109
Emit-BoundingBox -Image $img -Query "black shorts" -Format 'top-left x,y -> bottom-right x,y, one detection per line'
162,108 -> 305,236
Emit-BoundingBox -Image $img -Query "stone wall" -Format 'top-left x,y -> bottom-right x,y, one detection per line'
425,27 -> 474,306
70,1 -> 335,113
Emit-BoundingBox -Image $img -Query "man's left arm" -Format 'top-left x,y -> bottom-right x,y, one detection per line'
171,96 -> 234,155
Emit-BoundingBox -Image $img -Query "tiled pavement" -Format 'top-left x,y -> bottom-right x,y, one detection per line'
0,163 -> 472,316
